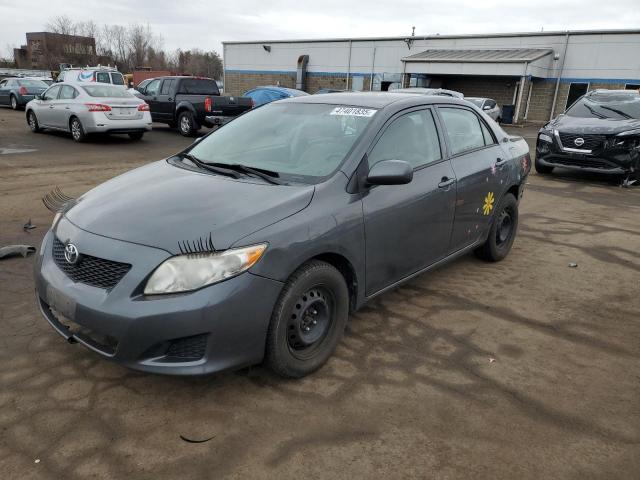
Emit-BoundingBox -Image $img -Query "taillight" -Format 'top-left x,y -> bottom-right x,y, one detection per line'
204,97 -> 212,112
85,103 -> 112,112
138,103 -> 150,111
19,86 -> 28,95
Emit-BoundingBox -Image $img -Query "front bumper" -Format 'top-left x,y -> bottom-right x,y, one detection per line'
34,219 -> 283,375
82,111 -> 153,134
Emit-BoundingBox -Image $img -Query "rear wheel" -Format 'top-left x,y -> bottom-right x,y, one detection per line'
69,117 -> 87,143
10,95 -> 19,110
534,156 -> 554,174
266,260 -> 349,378
475,193 -> 518,262
128,132 -> 144,141
178,111 -> 199,137
27,111 -> 41,133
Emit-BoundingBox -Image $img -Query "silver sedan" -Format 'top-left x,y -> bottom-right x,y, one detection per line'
466,97 -> 502,122
25,83 -> 152,142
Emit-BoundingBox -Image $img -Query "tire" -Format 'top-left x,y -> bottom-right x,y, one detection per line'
266,260 -> 350,378
27,111 -> 41,133
128,132 -> 144,141
69,117 -> 87,143
178,111 -> 199,137
10,95 -> 19,110
534,156 -> 554,174
474,193 -> 518,262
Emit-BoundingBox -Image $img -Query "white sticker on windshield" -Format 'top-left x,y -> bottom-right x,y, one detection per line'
330,107 -> 377,117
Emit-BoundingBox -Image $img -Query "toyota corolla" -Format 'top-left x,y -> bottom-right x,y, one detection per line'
35,92 -> 530,378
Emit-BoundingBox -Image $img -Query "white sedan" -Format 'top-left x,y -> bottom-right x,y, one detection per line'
25,83 -> 152,142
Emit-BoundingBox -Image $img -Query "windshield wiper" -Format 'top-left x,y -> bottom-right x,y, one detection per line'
207,162 -> 286,185
181,153 -> 241,179
583,103 -> 608,119
598,105 -> 633,119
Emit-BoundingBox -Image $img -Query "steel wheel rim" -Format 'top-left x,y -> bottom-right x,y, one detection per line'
287,286 -> 334,360
496,208 -> 513,246
71,121 -> 81,139
180,116 -> 190,133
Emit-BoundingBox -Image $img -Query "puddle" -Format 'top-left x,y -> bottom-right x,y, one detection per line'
0,148 -> 38,155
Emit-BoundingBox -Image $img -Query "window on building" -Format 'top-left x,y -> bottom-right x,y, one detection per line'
625,84 -> 640,91
368,109 -> 442,169
439,107 -> 488,155
351,76 -> 364,92
565,83 -> 589,111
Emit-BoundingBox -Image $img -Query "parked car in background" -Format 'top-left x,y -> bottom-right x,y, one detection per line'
243,86 -> 309,107
25,83 -> 152,142
315,88 -> 345,94
35,92 -> 530,379
0,78 -> 49,110
23,76 -> 54,86
57,67 -> 126,88
536,89 -> 640,180
390,87 -> 464,99
136,76 -> 253,136
466,97 -> 502,122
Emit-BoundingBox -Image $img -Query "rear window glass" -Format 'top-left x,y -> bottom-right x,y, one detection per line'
179,79 -> 219,95
82,85 -> 133,98
96,72 -> 110,83
17,79 -> 48,88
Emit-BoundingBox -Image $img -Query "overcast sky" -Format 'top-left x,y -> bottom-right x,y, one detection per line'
2,0 -> 640,57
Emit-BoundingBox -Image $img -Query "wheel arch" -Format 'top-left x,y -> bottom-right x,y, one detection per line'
175,102 -> 196,119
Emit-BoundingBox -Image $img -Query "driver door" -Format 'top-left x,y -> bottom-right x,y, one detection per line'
362,107 -> 457,295
139,79 -> 162,121
37,85 -> 62,126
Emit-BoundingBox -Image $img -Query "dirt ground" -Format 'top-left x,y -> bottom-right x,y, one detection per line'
0,106 -> 639,480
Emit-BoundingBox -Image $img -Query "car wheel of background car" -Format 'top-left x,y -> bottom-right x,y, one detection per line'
128,132 -> 144,141
474,193 -> 518,262
534,156 -> 554,174
27,111 -> 41,133
266,260 -> 349,378
10,95 -> 18,110
69,117 -> 87,143
178,111 -> 198,137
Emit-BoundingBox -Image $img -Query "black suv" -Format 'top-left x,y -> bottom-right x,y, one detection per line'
535,89 -> 640,180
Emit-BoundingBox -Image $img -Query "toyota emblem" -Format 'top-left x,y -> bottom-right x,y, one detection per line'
64,243 -> 80,264
574,137 -> 585,147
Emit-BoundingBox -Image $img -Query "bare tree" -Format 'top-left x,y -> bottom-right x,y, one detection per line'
45,16 -> 77,36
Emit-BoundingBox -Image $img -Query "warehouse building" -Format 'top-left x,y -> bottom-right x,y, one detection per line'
223,29 -> 640,124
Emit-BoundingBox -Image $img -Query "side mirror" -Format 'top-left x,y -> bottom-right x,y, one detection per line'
366,160 -> 413,186
35,94 -> 42,100
483,105 -> 491,111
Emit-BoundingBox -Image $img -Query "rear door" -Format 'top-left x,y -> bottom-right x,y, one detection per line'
0,79 -> 9,104
437,105 -> 507,253
362,107 -> 457,295
53,85 -> 79,129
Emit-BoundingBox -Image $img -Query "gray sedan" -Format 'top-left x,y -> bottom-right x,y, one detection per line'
0,78 -> 48,110
25,83 -> 152,142
35,93 -> 530,378
466,97 -> 502,122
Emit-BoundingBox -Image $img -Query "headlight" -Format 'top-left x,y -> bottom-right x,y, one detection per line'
52,212 -> 62,229
144,243 -> 267,295
538,133 -> 553,143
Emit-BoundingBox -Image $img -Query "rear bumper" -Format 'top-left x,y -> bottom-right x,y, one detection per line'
204,115 -> 234,127
34,220 -> 284,375
83,111 -> 153,134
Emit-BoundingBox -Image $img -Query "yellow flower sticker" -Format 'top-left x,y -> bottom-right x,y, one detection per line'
482,192 -> 494,215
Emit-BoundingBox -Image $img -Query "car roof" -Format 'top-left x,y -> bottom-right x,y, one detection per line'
282,91 -> 470,108
251,86 -> 307,95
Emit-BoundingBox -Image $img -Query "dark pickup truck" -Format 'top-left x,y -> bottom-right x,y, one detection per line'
136,76 -> 253,136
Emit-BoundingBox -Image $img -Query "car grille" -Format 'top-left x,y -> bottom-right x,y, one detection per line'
558,132 -> 606,151
166,334 -> 208,361
52,237 -> 131,290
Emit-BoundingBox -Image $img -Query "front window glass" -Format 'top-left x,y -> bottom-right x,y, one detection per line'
43,85 -> 61,100
189,103 -> 377,183
566,93 -> 640,119
82,85 -> 134,98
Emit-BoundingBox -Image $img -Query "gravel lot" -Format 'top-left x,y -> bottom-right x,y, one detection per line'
1,106 -> 639,479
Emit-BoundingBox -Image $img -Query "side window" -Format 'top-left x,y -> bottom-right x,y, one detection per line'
439,107 -> 486,155
110,72 -> 124,85
96,72 -> 110,84
160,79 -> 174,95
480,120 -> 496,145
43,85 -> 61,101
368,109 -> 442,170
145,79 -> 161,96
59,85 -> 78,100
7,80 -> 16,87
0,80 -> 6,87
487,100 -> 497,109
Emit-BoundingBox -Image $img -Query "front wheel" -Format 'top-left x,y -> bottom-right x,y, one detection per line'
266,261 -> 349,378
475,193 -> 518,262
128,132 -> 144,141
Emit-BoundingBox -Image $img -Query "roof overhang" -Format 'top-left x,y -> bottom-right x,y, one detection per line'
402,48 -> 554,77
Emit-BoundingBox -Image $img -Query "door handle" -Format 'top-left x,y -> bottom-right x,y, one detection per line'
495,157 -> 508,166
438,177 -> 455,189
49,105 -> 54,109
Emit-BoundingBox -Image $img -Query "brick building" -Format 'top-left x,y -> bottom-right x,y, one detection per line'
14,32 -> 108,71
223,29 -> 640,124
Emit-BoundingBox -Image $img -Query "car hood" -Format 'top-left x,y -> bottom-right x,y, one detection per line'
550,114 -> 640,135
66,160 -> 314,253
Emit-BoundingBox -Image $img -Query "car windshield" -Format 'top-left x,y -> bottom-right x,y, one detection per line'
566,93 -> 640,119
82,85 -> 133,98
189,103 -> 377,183
17,79 -> 48,88
467,98 -> 484,107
